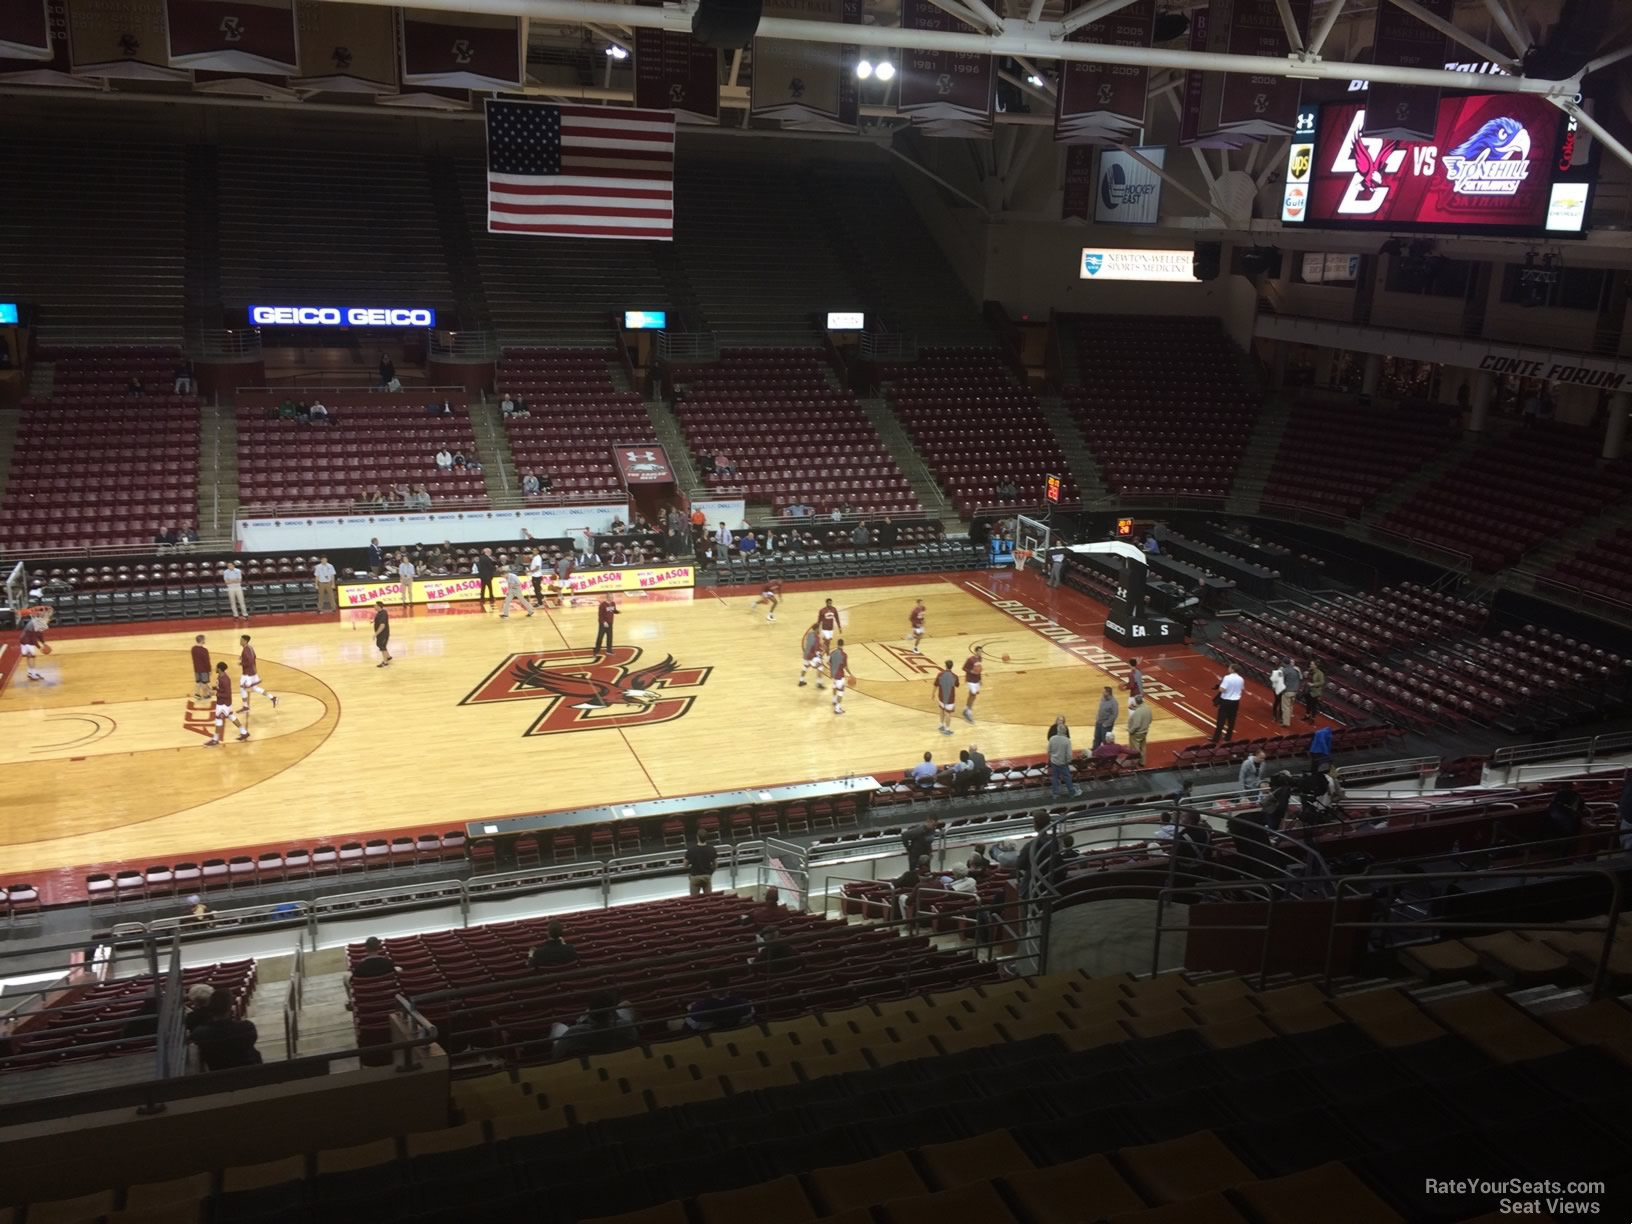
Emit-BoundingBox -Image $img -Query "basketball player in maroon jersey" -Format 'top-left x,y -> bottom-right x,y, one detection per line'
203,662 -> 249,745
907,600 -> 926,653
797,623 -> 825,688
18,616 -> 48,682
751,580 -> 782,622
828,638 -> 849,715
191,634 -> 211,699
816,599 -> 840,655
237,634 -> 279,715
961,645 -> 984,723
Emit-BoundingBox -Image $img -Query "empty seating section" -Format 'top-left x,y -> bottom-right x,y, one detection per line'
1215,585 -> 1625,734
2,349 -> 199,550
0,961 -> 254,1075
346,895 -> 999,1053
675,350 -> 919,516
672,162 -> 860,347
1383,424 -> 1632,570
886,349 -> 1076,515
455,155 -> 668,345
39,965 -> 1632,1223
216,147 -> 454,314
1063,316 -> 1257,497
1263,399 -> 1462,517
0,141 -> 186,344
234,391 -> 484,510
1548,525 -> 1632,607
498,349 -> 648,498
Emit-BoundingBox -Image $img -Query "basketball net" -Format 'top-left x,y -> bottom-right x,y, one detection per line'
1012,548 -> 1034,572
20,605 -> 52,626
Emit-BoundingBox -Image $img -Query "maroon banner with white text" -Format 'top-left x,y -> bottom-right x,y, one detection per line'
633,0 -> 719,124
399,8 -> 523,91
899,0 -> 993,137
613,444 -> 677,486
1197,0 -> 1309,139
1363,0 -> 1448,142
1055,0 -> 1154,145
166,0 -> 298,73
1061,144 -> 1095,219
0,0 -> 85,85
0,0 -> 50,59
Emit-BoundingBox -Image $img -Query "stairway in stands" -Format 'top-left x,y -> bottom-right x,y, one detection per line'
1041,395 -> 1108,505
425,153 -> 493,333
1225,394 -> 1295,515
1355,427 -> 1492,527
644,396 -> 706,501
861,396 -> 958,529
197,402 -> 239,546
0,407 -> 21,508
469,397 -> 519,501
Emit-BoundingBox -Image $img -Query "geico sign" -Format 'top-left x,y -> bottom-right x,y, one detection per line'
249,306 -> 437,327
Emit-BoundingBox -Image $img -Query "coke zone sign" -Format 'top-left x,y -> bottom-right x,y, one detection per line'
248,305 -> 438,327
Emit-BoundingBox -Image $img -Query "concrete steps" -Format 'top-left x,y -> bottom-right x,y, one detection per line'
1357,428 -> 1494,526
860,396 -> 958,528
197,400 -> 239,543
26,361 -> 54,398
469,396 -> 518,501
0,405 -> 21,505
1040,395 -> 1107,504
1225,395 -> 1294,515
645,397 -> 705,500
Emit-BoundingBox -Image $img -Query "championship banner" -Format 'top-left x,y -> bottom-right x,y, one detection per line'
751,0 -> 849,128
633,0 -> 719,124
613,444 -> 677,486
1055,0 -> 1154,145
399,9 -> 524,91
1197,0 -> 1309,139
898,0 -> 994,138
1362,0 -> 1448,142
0,0 -> 89,86
0,0 -> 50,59
338,565 -> 696,607
1061,144 -> 1095,220
67,0 -> 189,79
291,0 -> 394,93
165,0 -> 297,73
1178,9 -> 1246,149
1093,147 -> 1164,224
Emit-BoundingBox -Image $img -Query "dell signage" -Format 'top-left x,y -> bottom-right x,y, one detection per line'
825,312 -> 865,330
248,305 -> 437,327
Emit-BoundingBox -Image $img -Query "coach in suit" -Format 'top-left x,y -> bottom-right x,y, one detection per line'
367,538 -> 384,574
477,549 -> 498,605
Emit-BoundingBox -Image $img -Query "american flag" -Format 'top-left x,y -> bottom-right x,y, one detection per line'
485,99 -> 676,240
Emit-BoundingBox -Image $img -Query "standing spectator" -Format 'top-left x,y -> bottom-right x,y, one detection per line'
222,562 -> 249,621
378,353 -> 395,387
477,548 -> 497,606
1239,748 -> 1268,793
1125,695 -> 1152,763
189,989 -> 261,1069
684,972 -> 754,1032
313,555 -> 337,613
902,816 -> 939,867
367,537 -> 385,572
1046,714 -> 1071,747
685,839 -> 718,896
527,548 -> 546,605
499,568 -> 533,619
173,358 -> 195,394
595,594 -> 618,652
1279,659 -> 1302,728
690,505 -> 706,533
1093,686 -> 1119,750
529,922 -> 578,969
909,751 -> 939,790
396,553 -> 416,606
1308,724 -> 1333,773
851,522 -> 869,548
1304,658 -> 1326,722
1048,721 -> 1080,799
1047,542 -> 1066,588
351,937 -> 397,979
1270,661 -> 1287,718
1209,665 -> 1244,744
715,522 -> 733,554
552,994 -> 637,1057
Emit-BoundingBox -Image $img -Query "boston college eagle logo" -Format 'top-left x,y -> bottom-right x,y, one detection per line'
462,646 -> 712,736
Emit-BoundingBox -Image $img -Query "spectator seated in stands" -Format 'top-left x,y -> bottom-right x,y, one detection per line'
452,451 -> 467,469
466,457 -> 484,475
189,988 -> 261,1070
351,936 -> 396,979
177,526 -> 197,548
682,971 -> 754,1032
946,863 -> 979,894
1143,534 -> 1160,555
529,921 -> 578,970
1546,782 -> 1587,840
1175,809 -> 1213,862
429,400 -> 453,416
411,484 -> 433,510
752,927 -> 799,971
997,476 -> 1018,501
737,532 -> 758,556
154,525 -> 177,549
183,983 -> 214,1033
500,394 -> 516,416
908,751 -> 938,790
1092,731 -> 1133,762
713,451 -> 737,477
1151,811 -> 1176,842
174,359 -> 195,394
307,400 -> 329,425
519,469 -> 540,494
276,398 -> 298,419
608,545 -> 629,567
127,376 -> 145,396
436,448 -> 454,470
551,992 -> 636,1057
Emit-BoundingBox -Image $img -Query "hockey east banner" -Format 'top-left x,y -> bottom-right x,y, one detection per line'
292,0 -> 395,94
165,0 -> 297,74
399,9 -> 524,91
1055,0 -> 1154,146
898,0 -> 993,137
633,0 -> 719,124
1363,0 -> 1448,143
751,0 -> 854,129
0,0 -> 50,59
1198,0 -> 1310,139
66,0 -> 188,79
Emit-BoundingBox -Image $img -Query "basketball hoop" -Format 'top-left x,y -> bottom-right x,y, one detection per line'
1012,548 -> 1034,572
19,604 -> 52,626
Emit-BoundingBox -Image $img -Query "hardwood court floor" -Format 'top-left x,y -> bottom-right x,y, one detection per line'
0,570 -> 1238,881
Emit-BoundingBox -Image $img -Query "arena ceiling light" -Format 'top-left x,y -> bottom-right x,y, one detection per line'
604,43 -> 628,59
856,58 -> 895,81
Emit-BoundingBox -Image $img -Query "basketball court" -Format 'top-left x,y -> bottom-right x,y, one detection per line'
0,571 -> 1237,886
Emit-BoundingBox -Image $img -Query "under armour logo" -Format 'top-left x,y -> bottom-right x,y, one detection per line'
627,450 -> 658,463
220,14 -> 244,41
452,38 -> 474,64
332,45 -> 353,69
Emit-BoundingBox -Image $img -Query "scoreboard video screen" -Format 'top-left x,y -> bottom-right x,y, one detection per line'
1281,92 -> 1593,237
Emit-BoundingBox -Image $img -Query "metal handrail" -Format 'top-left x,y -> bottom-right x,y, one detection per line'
232,489 -> 620,520
656,332 -> 719,363
1490,733 -> 1632,782
426,327 -> 498,360
189,328 -> 263,358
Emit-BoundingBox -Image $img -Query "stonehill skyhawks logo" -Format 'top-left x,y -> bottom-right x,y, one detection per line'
1443,118 -> 1531,196
462,646 -> 712,736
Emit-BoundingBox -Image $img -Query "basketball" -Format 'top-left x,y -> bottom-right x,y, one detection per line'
1001,653 -> 1010,663
41,644 -> 53,655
